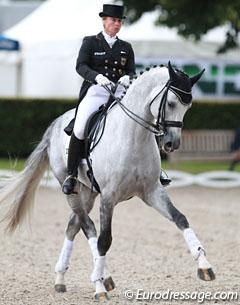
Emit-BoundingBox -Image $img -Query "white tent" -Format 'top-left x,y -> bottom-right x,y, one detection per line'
0,34 -> 21,96
3,0 -> 109,97
122,12 -> 240,61
2,0 -> 240,97
0,50 -> 21,96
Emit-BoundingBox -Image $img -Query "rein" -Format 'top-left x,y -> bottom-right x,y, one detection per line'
103,79 -> 187,136
103,84 -> 164,136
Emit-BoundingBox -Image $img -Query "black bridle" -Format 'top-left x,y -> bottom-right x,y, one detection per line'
103,80 -> 192,136
150,80 -> 193,132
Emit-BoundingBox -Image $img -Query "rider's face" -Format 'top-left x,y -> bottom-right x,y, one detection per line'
102,17 -> 123,37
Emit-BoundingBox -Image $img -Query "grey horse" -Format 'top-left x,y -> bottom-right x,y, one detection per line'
0,62 -> 215,301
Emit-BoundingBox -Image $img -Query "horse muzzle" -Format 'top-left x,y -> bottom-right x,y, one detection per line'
162,134 -> 181,153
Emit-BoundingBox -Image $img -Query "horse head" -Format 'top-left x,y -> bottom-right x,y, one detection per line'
150,61 -> 204,153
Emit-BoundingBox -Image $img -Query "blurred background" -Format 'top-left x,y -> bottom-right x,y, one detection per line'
0,0 -> 240,176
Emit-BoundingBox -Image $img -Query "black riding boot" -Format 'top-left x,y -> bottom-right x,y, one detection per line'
62,133 -> 86,195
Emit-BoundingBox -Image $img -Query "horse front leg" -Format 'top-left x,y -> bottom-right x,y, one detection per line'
91,196 -> 115,301
88,236 -> 115,294
142,183 -> 215,281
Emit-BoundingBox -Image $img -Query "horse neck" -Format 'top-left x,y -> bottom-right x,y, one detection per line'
122,69 -> 168,117
109,69 -> 168,142
123,68 -> 168,114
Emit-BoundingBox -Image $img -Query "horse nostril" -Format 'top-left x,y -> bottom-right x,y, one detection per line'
165,141 -> 172,149
164,142 -> 173,152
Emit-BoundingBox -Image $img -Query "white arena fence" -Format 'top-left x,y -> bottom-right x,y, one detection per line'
1,169 -> 240,189
167,170 -> 240,188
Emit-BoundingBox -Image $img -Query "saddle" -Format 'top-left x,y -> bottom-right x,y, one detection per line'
64,96 -> 116,193
64,108 -> 104,143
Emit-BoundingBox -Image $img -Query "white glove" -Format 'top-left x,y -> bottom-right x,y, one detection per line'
95,74 -> 111,86
118,75 -> 130,88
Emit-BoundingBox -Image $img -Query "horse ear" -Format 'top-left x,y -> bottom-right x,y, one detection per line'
168,61 -> 178,82
190,69 -> 205,87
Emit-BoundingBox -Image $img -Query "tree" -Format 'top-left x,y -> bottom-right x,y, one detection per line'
120,0 -> 240,53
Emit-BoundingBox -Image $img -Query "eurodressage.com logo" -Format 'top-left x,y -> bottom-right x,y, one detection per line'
124,289 -> 239,303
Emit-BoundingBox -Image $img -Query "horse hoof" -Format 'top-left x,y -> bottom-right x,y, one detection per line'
94,292 -> 109,301
103,276 -> 115,292
198,268 -> 216,281
54,284 -> 67,293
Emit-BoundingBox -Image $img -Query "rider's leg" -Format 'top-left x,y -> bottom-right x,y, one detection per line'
73,85 -> 110,140
62,84 -> 110,195
62,134 -> 85,195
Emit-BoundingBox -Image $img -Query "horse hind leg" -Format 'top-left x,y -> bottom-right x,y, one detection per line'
54,183 -> 97,293
55,183 -> 115,298
54,212 -> 81,292
55,212 -> 117,293
142,184 -> 215,281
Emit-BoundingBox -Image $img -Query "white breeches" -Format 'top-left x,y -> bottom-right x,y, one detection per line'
73,84 -> 124,140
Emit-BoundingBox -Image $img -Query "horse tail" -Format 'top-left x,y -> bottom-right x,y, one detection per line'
0,122 -> 54,233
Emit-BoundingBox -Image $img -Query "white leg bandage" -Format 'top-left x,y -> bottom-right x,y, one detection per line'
183,228 -> 204,260
95,280 -> 107,294
55,237 -> 73,273
55,272 -> 65,285
91,256 -> 106,282
88,237 -> 99,261
198,249 -> 212,269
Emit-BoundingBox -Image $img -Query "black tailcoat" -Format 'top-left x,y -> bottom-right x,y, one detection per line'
76,32 -> 136,103
64,32 -> 135,135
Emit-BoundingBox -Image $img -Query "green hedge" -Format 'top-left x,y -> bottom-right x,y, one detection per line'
0,98 -> 240,157
0,98 -> 76,158
184,100 -> 240,130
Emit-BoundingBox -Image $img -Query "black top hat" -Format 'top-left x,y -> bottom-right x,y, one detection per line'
99,4 -> 126,19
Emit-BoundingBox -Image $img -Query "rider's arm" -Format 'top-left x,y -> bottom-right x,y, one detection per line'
76,36 -> 99,83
